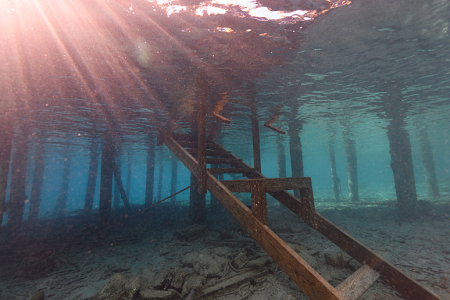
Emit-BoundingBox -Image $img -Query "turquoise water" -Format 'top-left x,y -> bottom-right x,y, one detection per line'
1,0 -> 450,299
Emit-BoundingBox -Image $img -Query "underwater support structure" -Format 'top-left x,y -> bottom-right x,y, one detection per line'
197,69 -> 207,195
112,162 -> 131,213
277,135 -> 286,178
288,122 -> 304,198
189,173 -> 207,224
29,141 -> 45,223
99,137 -> 115,229
328,140 -> 340,201
0,116 -> 14,226
83,141 -> 99,220
163,132 -> 441,300
53,148 -> 71,217
379,81 -> 418,219
126,158 -> 132,199
157,161 -> 163,201
144,141 -> 155,207
387,120 -> 418,218
7,125 -> 29,236
170,155 -> 178,203
419,129 -> 440,198
344,134 -> 359,203
251,108 -> 261,174
113,157 -> 121,210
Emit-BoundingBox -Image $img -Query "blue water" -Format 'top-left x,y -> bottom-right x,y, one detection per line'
1,0 -> 450,299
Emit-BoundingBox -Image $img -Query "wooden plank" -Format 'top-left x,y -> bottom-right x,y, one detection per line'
187,148 -> 232,157
208,168 -> 255,174
313,213 -> 440,300
336,265 -> 380,300
220,178 -> 311,193
163,135 -> 345,300
251,111 -> 261,173
206,158 -> 244,165
197,71 -> 207,194
251,180 -> 268,225
199,269 -> 268,300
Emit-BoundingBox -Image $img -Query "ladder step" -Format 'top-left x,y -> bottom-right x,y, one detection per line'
187,149 -> 232,157
208,168 -> 255,174
177,140 -> 219,150
206,158 -> 244,165
336,265 -> 380,300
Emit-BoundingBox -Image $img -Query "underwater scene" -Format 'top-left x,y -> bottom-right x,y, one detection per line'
1,0 -> 450,299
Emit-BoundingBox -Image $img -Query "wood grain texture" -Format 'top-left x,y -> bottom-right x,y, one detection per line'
336,265 -> 380,300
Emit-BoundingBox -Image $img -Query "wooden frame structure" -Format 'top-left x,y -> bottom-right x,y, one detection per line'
162,133 -> 440,300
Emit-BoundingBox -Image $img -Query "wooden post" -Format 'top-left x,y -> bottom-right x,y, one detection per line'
112,162 -> 131,213
170,155 -> 178,203
300,180 -> 317,227
197,70 -> 207,195
0,116 -> 13,227
250,180 -> 268,225
251,108 -> 261,174
379,81 -> 417,219
328,140 -> 340,202
28,141 -> 45,223
419,129 -> 440,198
288,123 -> 303,198
387,120 -> 417,219
7,124 -> 29,236
99,137 -> 115,229
157,160 -> 163,201
144,140 -> 155,207
83,141 -> 99,219
113,157 -> 121,210
277,135 -> 286,178
210,164 -> 220,210
344,134 -> 359,203
189,173 -> 206,224
53,147 -> 71,217
126,157 -> 132,200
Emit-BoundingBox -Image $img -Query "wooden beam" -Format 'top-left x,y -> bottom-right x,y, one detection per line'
208,168 -> 255,174
197,70 -> 207,195
99,137 -> 115,229
0,115 -> 13,227
221,178 -> 311,193
145,140 -> 155,207
83,141 -> 99,220
251,180 -> 268,225
337,265 -> 380,300
112,162 -> 131,213
163,135 -> 345,300
187,148 -> 231,157
29,141 -> 45,223
251,110 -> 261,173
206,158 -> 244,165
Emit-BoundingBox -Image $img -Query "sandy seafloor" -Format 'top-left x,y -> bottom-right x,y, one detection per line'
1,190 -> 450,300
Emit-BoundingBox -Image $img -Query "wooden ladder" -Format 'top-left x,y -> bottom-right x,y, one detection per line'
163,132 -> 440,300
